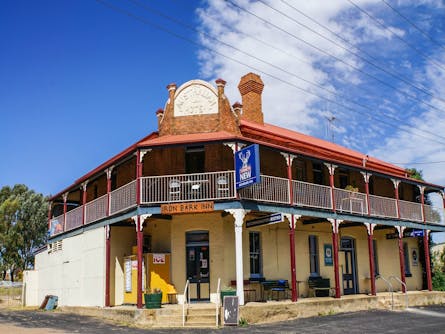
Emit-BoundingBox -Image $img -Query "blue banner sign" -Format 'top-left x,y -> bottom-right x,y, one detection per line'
411,230 -> 424,237
235,144 -> 261,189
246,213 -> 283,228
324,244 -> 333,266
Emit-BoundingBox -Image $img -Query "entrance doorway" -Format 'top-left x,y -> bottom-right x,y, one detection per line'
186,231 -> 210,301
340,237 -> 359,295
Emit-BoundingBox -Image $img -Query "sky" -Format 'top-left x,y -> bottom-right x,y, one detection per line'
1,1 -> 444,238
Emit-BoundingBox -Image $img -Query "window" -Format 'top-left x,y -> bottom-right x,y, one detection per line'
185,146 -> 205,174
339,169 -> 348,189
403,242 -> 412,277
373,240 -> 379,276
294,159 -> 306,181
312,162 -> 324,185
249,232 -> 262,279
309,235 -> 320,277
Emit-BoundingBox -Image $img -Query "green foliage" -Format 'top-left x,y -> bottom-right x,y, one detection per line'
432,247 -> 445,291
238,317 -> 249,327
406,168 -> 424,181
0,185 -> 48,281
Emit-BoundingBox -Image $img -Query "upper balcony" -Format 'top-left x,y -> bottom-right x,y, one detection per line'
49,169 -> 441,237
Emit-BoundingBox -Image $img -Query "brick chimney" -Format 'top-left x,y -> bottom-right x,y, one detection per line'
238,73 -> 264,124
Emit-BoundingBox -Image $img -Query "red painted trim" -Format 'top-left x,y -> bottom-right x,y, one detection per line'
332,224 -> 340,298
423,233 -> 432,291
329,173 -> 336,213
367,232 -> 376,295
106,176 -> 111,217
287,155 -> 294,205
82,187 -> 87,226
136,151 -> 142,205
365,182 -> 371,216
63,199 -> 67,232
398,236 -> 406,293
136,216 -> 143,309
289,215 -> 297,302
394,184 -> 401,219
105,227 -> 111,307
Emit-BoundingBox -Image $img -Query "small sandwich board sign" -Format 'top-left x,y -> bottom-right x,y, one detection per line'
223,295 -> 239,326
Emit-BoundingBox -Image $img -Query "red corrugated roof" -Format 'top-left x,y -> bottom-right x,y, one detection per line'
136,131 -> 239,147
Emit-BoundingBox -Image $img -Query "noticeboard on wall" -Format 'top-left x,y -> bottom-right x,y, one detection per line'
324,244 -> 333,266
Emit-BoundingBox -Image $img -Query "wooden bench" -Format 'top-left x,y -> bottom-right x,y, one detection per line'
261,279 -> 289,301
308,277 -> 332,297
230,280 -> 257,302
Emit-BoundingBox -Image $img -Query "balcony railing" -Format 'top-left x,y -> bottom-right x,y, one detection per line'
399,200 -> 423,222
140,171 -> 235,204
293,180 -> 332,210
368,194 -> 398,219
334,188 -> 368,215
51,170 -> 442,235
110,180 -> 137,215
239,175 -> 289,204
65,206 -> 84,231
85,194 -> 108,225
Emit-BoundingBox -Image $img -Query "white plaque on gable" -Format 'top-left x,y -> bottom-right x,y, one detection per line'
174,80 -> 218,117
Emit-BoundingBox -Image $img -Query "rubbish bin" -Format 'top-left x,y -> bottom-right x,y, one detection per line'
45,295 -> 58,310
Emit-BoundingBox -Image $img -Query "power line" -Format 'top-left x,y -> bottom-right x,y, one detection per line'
389,161 -> 445,165
381,0 -> 445,52
225,0 -> 445,116
277,0 -> 445,105
124,0 -> 445,143
347,0 -> 445,72
94,0 -> 445,147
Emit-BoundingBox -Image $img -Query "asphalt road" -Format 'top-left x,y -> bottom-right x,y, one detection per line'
1,306 -> 445,334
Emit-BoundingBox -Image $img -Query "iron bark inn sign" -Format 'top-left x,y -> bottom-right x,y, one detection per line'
235,144 -> 261,189
161,201 -> 214,214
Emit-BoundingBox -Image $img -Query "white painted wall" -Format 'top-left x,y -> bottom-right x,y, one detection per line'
23,270 -> 39,306
33,227 -> 106,307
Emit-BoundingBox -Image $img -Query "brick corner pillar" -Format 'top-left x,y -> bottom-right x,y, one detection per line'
396,226 -> 407,293
105,225 -> 111,307
364,223 -> 376,295
324,163 -> 337,212
328,218 -> 341,298
225,209 -> 248,305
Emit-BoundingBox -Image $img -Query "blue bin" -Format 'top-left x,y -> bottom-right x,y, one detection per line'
45,295 -> 58,310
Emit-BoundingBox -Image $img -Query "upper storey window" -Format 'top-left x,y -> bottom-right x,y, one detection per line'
186,146 -> 205,174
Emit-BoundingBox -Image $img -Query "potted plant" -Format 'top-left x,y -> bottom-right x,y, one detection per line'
144,287 -> 163,309
220,286 -> 236,303
345,184 -> 359,197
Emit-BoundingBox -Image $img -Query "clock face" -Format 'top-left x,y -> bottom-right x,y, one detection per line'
174,82 -> 218,117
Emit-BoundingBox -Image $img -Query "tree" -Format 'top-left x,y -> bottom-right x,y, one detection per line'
0,185 -> 48,281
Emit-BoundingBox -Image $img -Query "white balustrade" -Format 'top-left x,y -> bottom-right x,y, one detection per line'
85,194 -> 108,224
110,180 -> 137,214
65,206 -> 84,231
239,175 -> 289,204
398,200 -> 423,222
368,194 -> 398,218
334,188 -> 368,215
424,204 -> 439,224
293,180 -> 332,210
140,171 -> 235,204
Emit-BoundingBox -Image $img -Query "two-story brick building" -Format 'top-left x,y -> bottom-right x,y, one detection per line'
25,73 -> 445,309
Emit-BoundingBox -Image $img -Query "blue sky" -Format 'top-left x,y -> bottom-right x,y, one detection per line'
1,1 -> 444,236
